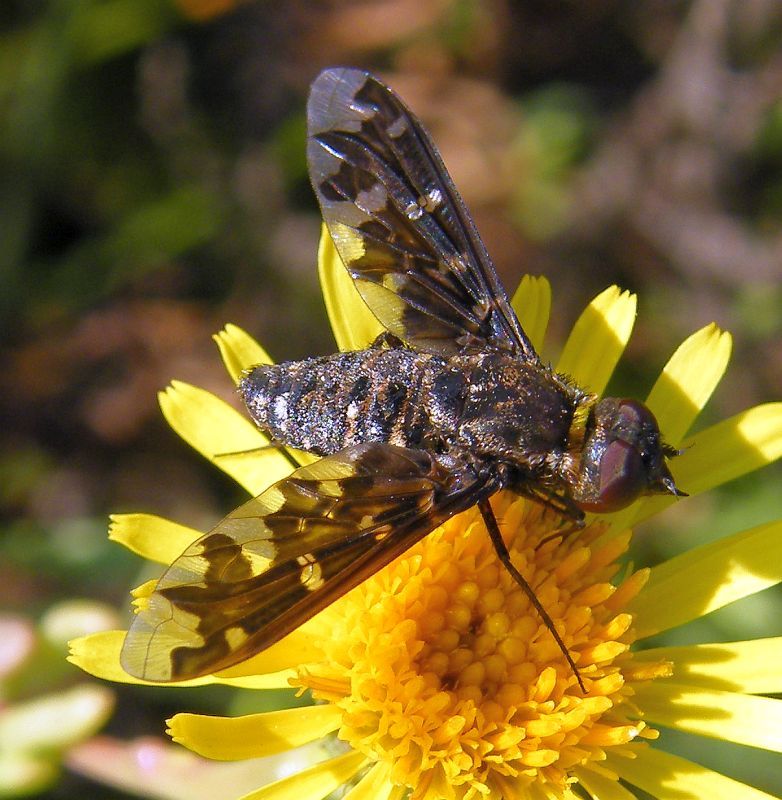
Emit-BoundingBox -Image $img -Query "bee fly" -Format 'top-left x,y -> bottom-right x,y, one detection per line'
121,68 -> 685,688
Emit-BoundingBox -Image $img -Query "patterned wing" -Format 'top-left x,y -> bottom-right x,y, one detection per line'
121,444 -> 494,682
308,67 -> 537,360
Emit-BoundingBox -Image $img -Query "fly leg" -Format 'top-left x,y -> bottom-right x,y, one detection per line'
370,331 -> 405,349
478,497 -> 586,693
512,485 -> 586,549
214,440 -> 301,469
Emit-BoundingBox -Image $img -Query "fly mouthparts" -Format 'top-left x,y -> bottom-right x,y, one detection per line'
660,475 -> 688,498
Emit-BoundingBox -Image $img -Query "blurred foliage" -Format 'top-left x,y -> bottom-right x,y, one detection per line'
0,1 -> 780,797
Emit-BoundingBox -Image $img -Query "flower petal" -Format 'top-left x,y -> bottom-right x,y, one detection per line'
213,671 -> 295,689
607,326 -> 733,537
645,323 -> 732,446
677,401 -> 782,491
510,275 -> 551,354
214,324 -> 274,385
343,762 -> 392,800
630,402 -> 782,526
69,631 -> 148,684
214,628 -> 325,677
556,286 -> 636,396
159,380 -> 295,496
633,638 -> 782,694
109,514 -> 199,564
68,632 -> 293,689
574,765 -> 638,800
607,745 -> 778,800
631,681 -> 782,752
237,750 -> 367,800
318,224 -> 383,352
630,520 -> 782,639
168,705 -> 342,760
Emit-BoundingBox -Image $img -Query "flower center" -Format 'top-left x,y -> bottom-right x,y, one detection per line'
418,557 -> 572,716
293,494 -> 669,800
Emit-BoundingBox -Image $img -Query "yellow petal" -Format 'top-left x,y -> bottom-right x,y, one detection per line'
237,750 -> 367,800
630,402 -> 782,526
214,628 -> 325,677
677,401 -> 782,489
209,670 -> 295,689
168,705 -> 342,760
633,638 -> 782,694
510,275 -> 551,354
630,520 -> 782,639
609,323 -> 740,533
214,324 -> 274,385
318,224 -> 383,352
69,631 -> 146,684
631,681 -> 782,752
607,745 -> 778,800
109,514 -> 199,564
556,286 -> 636,395
645,323 -> 732,446
343,762 -> 392,800
574,766 -> 637,800
159,380 -> 295,496
68,631 -> 293,689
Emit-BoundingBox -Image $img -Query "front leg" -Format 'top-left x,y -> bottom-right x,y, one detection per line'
510,483 -> 586,548
514,482 -> 585,525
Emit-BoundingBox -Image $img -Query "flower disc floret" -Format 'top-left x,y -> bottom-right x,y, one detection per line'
294,494 -> 667,800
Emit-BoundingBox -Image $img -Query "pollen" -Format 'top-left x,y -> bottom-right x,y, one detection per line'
293,494 -> 669,800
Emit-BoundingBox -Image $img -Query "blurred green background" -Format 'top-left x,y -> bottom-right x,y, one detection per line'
1,1 -> 780,798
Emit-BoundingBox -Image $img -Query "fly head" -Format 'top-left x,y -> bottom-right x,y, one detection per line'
571,397 -> 686,513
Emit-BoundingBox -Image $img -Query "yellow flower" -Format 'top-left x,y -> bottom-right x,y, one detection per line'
71,229 -> 782,800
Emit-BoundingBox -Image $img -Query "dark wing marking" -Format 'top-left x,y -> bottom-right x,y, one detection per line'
307,67 -> 537,360
121,444 -> 495,682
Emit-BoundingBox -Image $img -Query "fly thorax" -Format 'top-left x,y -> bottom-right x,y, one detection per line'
443,352 -> 577,465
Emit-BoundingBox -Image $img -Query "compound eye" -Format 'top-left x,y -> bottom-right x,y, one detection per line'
617,398 -> 656,430
593,439 -> 647,511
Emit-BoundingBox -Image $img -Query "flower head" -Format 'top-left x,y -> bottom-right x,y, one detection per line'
70,230 -> 782,800
293,497 -> 667,800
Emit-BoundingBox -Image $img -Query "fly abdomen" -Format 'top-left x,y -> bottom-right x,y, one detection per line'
240,349 -> 439,456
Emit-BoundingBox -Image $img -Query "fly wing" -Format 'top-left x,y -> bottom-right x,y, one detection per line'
121,443 -> 493,682
308,67 -> 537,360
